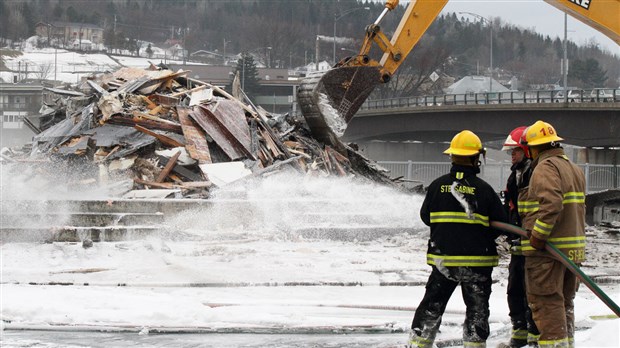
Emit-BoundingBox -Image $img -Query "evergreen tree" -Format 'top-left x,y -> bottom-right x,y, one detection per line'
21,3 -> 37,36
569,58 -> 607,88
52,3 -> 63,20
231,53 -> 260,100
0,1 -> 9,40
146,43 -> 153,58
66,6 -> 80,22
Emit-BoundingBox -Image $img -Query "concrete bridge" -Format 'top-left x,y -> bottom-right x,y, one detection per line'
343,101 -> 620,148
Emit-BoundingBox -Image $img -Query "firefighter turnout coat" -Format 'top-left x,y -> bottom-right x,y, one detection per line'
420,165 -> 507,267
518,148 -> 586,262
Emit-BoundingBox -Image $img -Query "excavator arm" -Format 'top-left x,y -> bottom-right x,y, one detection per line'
297,0 -> 448,148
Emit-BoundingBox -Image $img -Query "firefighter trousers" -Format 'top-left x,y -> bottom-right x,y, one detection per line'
507,255 -> 539,345
409,266 -> 493,348
525,256 -> 577,348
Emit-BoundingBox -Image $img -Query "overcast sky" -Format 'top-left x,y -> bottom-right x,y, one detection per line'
413,0 -> 618,54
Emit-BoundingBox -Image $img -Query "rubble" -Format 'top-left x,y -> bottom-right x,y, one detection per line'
3,64 -> 403,199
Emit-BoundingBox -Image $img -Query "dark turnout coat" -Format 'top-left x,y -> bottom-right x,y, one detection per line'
420,165 -> 507,267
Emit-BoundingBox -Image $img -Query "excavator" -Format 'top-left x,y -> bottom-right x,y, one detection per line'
297,0 -> 620,150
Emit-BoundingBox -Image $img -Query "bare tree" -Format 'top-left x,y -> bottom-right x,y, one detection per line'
33,62 -> 54,80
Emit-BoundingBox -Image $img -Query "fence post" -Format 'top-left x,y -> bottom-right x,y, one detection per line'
584,163 -> 590,193
407,160 -> 413,180
614,163 -> 618,188
499,164 -> 505,191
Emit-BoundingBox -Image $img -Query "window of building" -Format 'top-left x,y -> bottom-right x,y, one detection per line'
2,111 -> 26,129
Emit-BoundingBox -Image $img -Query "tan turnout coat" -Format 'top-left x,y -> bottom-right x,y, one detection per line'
517,148 -> 586,262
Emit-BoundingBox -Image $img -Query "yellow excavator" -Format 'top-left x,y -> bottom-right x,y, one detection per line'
297,0 -> 620,149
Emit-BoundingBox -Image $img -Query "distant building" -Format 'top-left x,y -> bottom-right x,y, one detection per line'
190,50 -> 238,66
169,64 -> 301,114
35,21 -> 104,48
444,75 -> 510,95
443,76 -> 511,104
294,61 -> 332,76
0,83 -> 43,148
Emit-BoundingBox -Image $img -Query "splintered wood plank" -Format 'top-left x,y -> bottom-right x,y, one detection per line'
189,104 -> 251,161
200,100 -> 254,158
177,107 -> 212,164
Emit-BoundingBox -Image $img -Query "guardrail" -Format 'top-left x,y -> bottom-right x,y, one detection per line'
377,161 -> 620,194
361,88 -> 620,110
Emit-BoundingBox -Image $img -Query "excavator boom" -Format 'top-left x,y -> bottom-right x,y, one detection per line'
298,0 -> 620,150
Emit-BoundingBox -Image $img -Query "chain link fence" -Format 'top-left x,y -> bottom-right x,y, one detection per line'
377,161 -> 620,193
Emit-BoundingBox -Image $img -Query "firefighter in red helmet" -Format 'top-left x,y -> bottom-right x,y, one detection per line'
498,126 -> 539,348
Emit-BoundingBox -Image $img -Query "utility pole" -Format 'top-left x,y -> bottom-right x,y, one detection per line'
114,15 -> 117,53
223,38 -> 230,65
315,36 -> 319,72
563,13 -> 568,103
489,19 -> 493,94
183,28 -> 187,65
459,12 -> 492,94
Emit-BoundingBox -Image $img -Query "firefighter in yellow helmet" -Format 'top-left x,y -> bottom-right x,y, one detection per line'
408,130 -> 507,348
519,120 -> 586,348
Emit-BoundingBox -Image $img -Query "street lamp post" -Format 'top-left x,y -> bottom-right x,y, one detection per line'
333,7 -> 370,65
563,13 -> 568,103
460,12 -> 493,93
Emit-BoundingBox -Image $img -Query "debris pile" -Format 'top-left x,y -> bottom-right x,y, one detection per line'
3,64 -> 398,198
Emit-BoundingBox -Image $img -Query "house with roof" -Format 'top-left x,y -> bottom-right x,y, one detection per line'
443,75 -> 511,103
444,75 -> 510,95
35,21 -> 104,49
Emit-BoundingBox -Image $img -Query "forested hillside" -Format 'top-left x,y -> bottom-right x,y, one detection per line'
1,0 -> 618,95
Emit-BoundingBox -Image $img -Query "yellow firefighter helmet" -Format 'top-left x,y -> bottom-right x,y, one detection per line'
443,130 -> 484,156
523,120 -> 564,146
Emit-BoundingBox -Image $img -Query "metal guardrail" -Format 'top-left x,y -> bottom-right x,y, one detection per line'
362,88 -> 620,109
377,161 -> 620,194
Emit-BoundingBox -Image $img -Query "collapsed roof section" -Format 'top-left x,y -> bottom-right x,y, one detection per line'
9,64 -> 399,198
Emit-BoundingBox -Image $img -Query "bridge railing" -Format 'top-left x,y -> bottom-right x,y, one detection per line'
361,88 -> 620,109
377,161 -> 620,194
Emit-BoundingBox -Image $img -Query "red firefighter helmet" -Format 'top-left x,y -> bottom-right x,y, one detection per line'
501,126 -> 530,158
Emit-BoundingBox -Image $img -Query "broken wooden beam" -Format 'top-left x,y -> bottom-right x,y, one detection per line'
176,107 -> 212,164
156,150 -> 181,183
134,125 -> 185,148
108,115 -> 183,134
156,155 -> 204,182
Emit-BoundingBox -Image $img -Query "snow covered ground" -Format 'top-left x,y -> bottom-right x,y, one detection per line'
1,172 -> 619,347
1,37 -> 188,84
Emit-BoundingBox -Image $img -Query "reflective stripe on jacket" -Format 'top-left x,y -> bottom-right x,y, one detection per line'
420,165 -> 507,267
523,148 -> 586,262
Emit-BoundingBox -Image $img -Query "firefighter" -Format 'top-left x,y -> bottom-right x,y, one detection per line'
498,127 -> 539,348
519,120 -> 586,348
408,130 -> 507,348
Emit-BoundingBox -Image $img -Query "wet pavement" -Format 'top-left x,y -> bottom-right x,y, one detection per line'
1,331 -> 407,348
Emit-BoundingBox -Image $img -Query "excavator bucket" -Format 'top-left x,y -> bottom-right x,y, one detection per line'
297,66 -> 382,147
